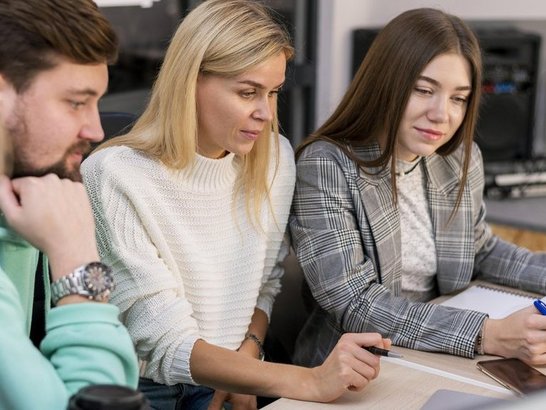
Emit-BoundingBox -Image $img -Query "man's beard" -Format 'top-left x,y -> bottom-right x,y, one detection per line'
11,140 -> 91,182
8,113 -> 91,182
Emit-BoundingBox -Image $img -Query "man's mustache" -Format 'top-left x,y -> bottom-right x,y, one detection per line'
67,141 -> 92,157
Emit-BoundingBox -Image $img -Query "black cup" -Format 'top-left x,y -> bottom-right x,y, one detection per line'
67,385 -> 149,410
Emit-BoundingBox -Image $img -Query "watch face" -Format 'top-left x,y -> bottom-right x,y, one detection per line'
83,262 -> 114,299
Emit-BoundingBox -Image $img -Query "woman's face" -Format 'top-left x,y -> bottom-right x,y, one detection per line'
395,53 -> 472,161
195,52 -> 286,159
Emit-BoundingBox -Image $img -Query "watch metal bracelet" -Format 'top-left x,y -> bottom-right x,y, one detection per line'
50,268 -> 92,305
50,262 -> 114,305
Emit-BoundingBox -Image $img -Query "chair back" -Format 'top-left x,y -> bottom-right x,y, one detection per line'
267,249 -> 310,363
88,111 -> 138,157
99,111 -> 137,140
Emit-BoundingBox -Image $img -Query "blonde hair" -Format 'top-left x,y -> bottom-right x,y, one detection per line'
98,0 -> 293,223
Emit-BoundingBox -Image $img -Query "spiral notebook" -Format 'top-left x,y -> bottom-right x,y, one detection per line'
440,285 -> 543,319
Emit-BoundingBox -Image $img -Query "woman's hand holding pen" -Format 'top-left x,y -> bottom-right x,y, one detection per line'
306,333 -> 390,403
484,306 -> 546,366
190,333 -> 392,404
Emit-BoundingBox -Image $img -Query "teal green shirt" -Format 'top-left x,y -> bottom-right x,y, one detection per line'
0,219 -> 44,334
0,218 -> 139,410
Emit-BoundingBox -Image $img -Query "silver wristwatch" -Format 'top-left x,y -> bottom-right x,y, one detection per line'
50,262 -> 115,305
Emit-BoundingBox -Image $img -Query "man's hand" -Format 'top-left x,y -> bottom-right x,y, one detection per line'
0,174 -> 99,280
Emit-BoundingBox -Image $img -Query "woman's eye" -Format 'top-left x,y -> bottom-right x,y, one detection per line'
240,91 -> 256,99
452,96 -> 468,104
414,87 -> 432,95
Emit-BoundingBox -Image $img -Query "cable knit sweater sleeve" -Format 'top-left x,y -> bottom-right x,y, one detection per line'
83,147 -> 202,385
81,135 -> 295,386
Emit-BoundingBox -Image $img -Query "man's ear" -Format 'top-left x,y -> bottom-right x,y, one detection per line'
0,73 -> 18,118
0,72 -> 19,96
0,72 -> 14,96
0,72 -> 9,92
0,72 -> 8,114
0,74 -> 14,177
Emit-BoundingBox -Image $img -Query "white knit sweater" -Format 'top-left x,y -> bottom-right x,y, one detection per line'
81,135 -> 295,386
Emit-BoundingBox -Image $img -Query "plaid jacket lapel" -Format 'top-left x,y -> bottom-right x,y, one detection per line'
424,152 -> 474,294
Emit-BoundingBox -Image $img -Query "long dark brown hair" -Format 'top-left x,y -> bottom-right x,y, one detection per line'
298,8 -> 482,212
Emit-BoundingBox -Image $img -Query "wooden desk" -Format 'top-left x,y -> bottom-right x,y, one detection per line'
263,349 -> 516,409
490,223 -> 546,252
263,284 -> 546,409
485,197 -> 546,252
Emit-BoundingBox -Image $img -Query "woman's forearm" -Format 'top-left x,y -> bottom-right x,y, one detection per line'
190,332 -> 387,403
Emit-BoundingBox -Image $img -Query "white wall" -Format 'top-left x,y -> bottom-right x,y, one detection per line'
317,0 -> 546,152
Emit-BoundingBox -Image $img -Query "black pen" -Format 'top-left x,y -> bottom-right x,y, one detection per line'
364,346 -> 404,358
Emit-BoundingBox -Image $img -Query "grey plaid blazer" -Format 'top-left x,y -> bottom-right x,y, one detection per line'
289,140 -> 546,367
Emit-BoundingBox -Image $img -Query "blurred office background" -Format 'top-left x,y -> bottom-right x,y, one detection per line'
98,0 -> 317,147
94,3 -> 546,400
97,0 -> 546,167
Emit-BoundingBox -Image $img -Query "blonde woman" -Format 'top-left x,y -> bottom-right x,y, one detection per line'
82,1 -> 389,409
